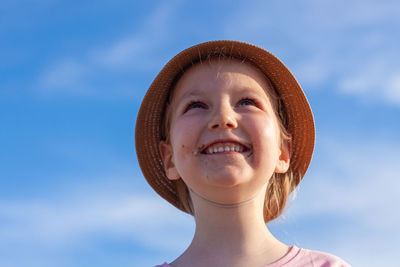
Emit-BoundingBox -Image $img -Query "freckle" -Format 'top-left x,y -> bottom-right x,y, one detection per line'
182,145 -> 185,148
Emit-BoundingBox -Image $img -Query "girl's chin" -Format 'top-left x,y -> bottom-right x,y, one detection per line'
203,170 -> 252,187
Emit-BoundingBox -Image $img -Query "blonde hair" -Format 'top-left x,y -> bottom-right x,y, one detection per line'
161,56 -> 299,223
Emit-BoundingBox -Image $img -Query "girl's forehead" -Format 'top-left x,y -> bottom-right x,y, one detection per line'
173,58 -> 273,98
181,58 -> 265,80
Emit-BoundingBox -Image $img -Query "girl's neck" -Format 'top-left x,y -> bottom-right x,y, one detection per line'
171,187 -> 289,267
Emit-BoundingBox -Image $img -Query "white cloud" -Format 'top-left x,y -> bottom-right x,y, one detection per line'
0,181 -> 193,266
338,55 -> 400,105
223,0 -> 400,106
283,136 -> 400,266
385,73 -> 400,102
88,0 -> 180,70
39,59 -> 91,95
0,187 -> 193,251
89,36 -> 147,68
36,1 -> 182,98
292,52 -> 334,88
295,136 -> 400,226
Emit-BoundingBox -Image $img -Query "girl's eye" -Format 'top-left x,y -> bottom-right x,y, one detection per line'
184,101 -> 207,113
237,98 -> 257,107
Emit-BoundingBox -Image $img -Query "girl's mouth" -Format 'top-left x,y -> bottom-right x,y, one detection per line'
199,141 -> 251,155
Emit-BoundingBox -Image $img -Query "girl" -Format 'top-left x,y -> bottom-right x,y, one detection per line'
135,41 -> 350,267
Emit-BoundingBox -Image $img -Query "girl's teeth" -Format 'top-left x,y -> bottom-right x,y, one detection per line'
204,143 -> 246,154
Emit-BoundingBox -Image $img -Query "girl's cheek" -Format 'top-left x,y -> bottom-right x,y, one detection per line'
252,116 -> 281,153
261,123 -> 277,139
249,114 -> 276,136
171,119 -> 200,152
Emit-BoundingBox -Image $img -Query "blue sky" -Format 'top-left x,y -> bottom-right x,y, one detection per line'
1,0 -> 399,266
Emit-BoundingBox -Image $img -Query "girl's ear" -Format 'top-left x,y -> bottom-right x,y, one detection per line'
274,142 -> 290,174
158,141 -> 180,180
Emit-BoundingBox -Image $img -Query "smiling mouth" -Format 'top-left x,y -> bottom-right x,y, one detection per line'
200,141 -> 251,155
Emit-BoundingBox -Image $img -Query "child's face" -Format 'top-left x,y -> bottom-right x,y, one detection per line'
159,59 -> 290,204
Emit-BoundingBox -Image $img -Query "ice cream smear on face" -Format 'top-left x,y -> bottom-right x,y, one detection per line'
196,141 -> 251,155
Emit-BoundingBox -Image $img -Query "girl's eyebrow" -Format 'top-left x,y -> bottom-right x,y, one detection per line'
176,85 -> 270,103
230,86 -> 271,100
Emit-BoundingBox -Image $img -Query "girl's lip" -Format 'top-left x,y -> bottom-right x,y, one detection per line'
198,139 -> 251,154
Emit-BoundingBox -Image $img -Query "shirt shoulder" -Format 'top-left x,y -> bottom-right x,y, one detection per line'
281,246 -> 351,267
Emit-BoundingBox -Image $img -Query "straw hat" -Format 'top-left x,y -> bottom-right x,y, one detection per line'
135,40 -> 315,213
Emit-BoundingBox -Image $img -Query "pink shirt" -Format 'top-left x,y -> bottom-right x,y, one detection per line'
154,245 -> 350,266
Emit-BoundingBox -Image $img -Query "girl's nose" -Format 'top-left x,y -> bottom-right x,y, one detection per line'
208,105 -> 238,130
